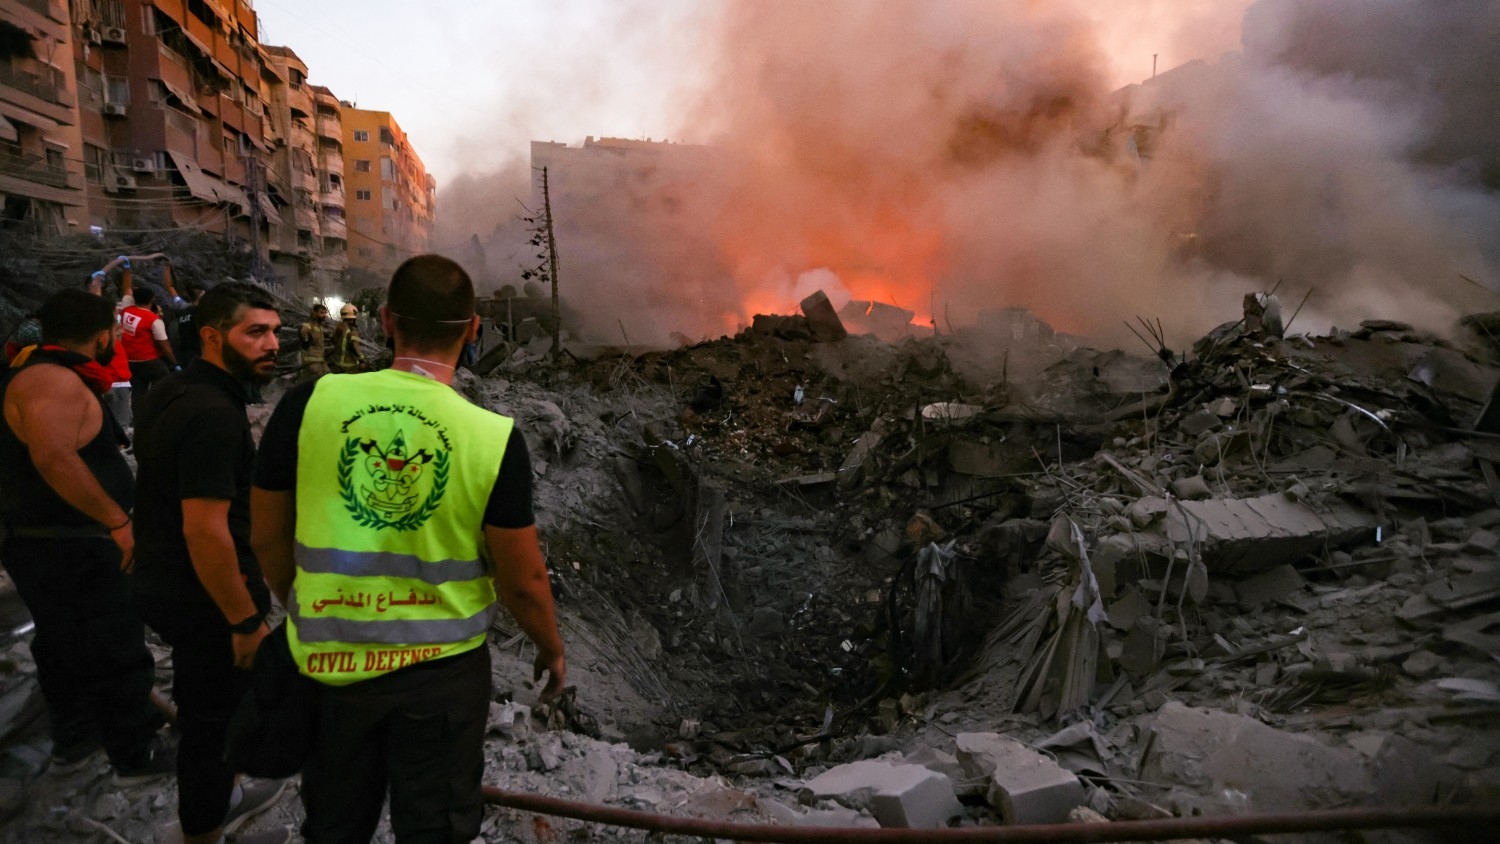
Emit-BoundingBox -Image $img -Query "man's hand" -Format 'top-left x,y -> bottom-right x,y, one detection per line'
231,622 -> 269,670
110,520 -> 135,572
533,649 -> 566,703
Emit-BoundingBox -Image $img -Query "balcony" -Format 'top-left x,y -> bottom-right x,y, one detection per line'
294,203 -> 318,233
17,0 -> 53,19
286,85 -> 312,118
319,149 -> 343,175
0,63 -> 67,108
319,188 -> 344,209
290,122 -> 315,152
315,113 -> 341,141
319,216 -> 346,240
0,146 -> 71,189
292,168 -> 317,192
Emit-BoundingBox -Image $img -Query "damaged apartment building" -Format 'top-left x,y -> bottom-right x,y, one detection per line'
0,0 -> 434,295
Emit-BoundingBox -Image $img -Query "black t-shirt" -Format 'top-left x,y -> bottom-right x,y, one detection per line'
252,380 -> 534,528
173,304 -> 200,364
131,360 -> 268,612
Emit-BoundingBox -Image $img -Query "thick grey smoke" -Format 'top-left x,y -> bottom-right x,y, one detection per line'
436,0 -> 1500,346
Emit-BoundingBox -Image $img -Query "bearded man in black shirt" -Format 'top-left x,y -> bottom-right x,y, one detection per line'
132,282 -> 290,844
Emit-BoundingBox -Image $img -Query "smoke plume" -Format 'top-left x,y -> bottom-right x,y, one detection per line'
438,0 -> 1500,347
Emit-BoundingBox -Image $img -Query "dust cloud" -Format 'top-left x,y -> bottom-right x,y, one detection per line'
436,0 -> 1500,348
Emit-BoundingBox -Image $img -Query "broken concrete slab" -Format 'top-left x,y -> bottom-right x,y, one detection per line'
1170,475 -> 1213,501
799,290 -> 849,342
800,759 -> 962,829
955,732 -> 1086,825
1235,564 -> 1306,608
1157,493 -> 1376,574
840,300 -> 916,343
948,437 -> 1023,477
1180,409 -> 1221,437
1140,702 -> 1370,812
838,419 -> 887,489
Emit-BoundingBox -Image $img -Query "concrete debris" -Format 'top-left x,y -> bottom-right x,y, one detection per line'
800,759 -> 962,828
1234,563 -> 1306,608
1141,702 -> 1371,813
488,701 -> 533,741
8,287 -> 1500,839
799,290 -> 849,343
955,732 -> 1087,824
1162,493 -> 1376,574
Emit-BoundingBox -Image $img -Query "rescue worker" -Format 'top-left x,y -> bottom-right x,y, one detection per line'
0,289 -> 172,781
298,303 -> 331,383
251,254 -> 565,843
329,303 -> 366,373
131,282 -> 290,844
119,282 -> 179,419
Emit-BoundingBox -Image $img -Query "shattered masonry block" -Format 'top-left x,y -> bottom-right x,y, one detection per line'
1159,493 -> 1375,575
1234,564 -> 1306,608
955,733 -> 1085,825
1141,702 -> 1370,812
869,767 -> 964,829
799,289 -> 848,342
800,760 -> 962,828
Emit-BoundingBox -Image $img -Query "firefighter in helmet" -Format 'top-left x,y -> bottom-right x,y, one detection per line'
330,303 -> 366,373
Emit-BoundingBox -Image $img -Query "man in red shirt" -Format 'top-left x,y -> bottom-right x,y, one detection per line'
119,285 -> 177,420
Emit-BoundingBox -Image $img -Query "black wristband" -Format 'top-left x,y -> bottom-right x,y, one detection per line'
228,612 -> 265,635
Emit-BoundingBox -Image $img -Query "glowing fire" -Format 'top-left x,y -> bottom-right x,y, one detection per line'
720,202 -> 946,331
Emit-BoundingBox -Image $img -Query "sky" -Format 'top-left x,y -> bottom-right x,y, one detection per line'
252,0 -> 720,185
252,0 -> 1245,189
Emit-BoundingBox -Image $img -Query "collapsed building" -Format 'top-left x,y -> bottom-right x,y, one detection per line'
2,281 -> 1498,841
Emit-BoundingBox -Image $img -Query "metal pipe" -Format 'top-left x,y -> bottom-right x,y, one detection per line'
481,788 -> 1497,843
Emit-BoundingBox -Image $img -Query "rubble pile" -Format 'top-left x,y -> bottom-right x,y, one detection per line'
2,293 -> 1499,841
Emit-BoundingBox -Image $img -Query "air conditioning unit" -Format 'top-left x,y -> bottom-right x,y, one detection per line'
114,173 -> 137,190
102,102 -> 127,116
102,26 -> 127,44
131,158 -> 155,173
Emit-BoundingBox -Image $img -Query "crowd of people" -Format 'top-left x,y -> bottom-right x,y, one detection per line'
0,254 -> 567,844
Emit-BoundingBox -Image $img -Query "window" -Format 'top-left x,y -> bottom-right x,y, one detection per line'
357,247 -> 373,258
288,68 -> 304,88
379,157 -> 394,180
84,144 -> 107,182
379,127 -> 394,145
78,65 -> 104,108
354,159 -> 370,172
352,130 -> 368,142
223,135 -> 236,157
355,189 -> 371,201
104,75 -> 130,106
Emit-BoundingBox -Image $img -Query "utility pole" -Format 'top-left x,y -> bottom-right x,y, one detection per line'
541,166 -> 561,358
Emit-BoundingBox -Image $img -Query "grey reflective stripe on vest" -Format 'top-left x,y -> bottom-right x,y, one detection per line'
296,543 -> 487,585
289,587 -> 496,644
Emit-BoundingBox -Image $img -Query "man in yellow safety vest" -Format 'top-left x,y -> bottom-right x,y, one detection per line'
251,254 -> 565,843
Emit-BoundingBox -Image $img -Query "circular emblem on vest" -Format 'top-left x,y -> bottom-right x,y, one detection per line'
337,406 -> 452,531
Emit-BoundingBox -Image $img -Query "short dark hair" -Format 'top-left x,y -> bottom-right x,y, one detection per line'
38,289 -> 116,345
133,285 -> 156,306
387,254 -> 475,350
197,281 -> 277,333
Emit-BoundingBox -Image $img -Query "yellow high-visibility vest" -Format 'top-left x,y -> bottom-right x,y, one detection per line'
288,369 -> 513,685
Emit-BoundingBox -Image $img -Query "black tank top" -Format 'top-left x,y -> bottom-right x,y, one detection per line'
0,350 -> 134,528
